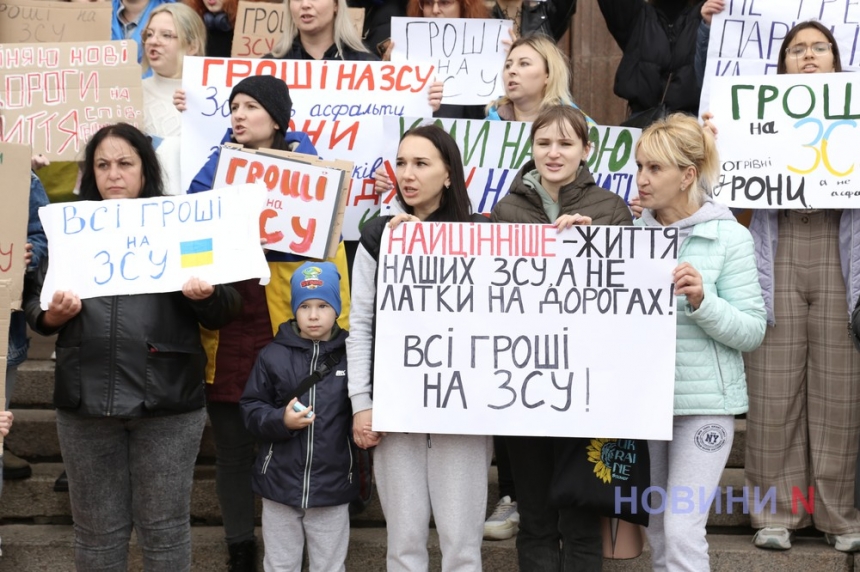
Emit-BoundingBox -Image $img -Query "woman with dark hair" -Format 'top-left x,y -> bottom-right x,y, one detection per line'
348,125 -> 492,571
490,105 -> 631,570
699,17 -> 860,553
185,0 -> 238,57
186,74 -> 353,570
23,123 -> 242,571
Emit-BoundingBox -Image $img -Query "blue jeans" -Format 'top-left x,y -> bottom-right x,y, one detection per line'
56,408 -> 206,572
507,436 -> 602,572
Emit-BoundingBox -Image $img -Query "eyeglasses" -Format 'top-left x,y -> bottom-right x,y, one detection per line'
418,0 -> 457,10
142,29 -> 179,43
785,42 -> 832,57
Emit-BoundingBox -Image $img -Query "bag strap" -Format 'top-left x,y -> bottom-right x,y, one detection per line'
659,73 -> 673,105
283,346 -> 346,404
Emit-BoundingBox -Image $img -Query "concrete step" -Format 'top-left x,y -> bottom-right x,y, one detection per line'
0,525 -> 856,571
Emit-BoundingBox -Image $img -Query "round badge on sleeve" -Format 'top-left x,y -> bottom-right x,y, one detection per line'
694,424 -> 728,453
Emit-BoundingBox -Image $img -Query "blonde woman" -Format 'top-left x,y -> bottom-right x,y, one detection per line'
267,0 -> 377,60
141,3 -> 205,194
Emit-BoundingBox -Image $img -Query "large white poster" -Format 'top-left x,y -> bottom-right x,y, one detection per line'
710,73 -> 860,209
38,185 -> 271,308
372,223 -> 678,440
181,57 -> 434,240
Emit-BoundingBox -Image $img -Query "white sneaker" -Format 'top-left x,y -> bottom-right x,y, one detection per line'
826,533 -> 860,552
484,496 -> 519,540
753,527 -> 793,550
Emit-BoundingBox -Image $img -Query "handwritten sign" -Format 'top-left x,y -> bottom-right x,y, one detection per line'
700,0 -> 860,114
709,73 -> 860,209
37,185 -> 271,308
232,1 -> 365,58
372,223 -> 678,439
382,117 -> 640,215
0,143 -> 33,310
390,17 -> 512,105
0,0 -> 111,43
180,57 -> 434,240
212,146 -> 346,259
0,41 -> 144,161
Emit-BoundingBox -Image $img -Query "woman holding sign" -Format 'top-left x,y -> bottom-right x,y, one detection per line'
488,105 -> 631,570
634,113 -> 765,571
186,74 -> 353,570
23,123 -> 242,571
733,22 -> 860,553
349,125 -> 493,571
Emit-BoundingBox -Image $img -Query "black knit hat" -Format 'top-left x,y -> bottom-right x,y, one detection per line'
229,75 -> 292,137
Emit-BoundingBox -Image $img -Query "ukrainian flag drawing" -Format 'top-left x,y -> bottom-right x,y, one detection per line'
180,238 -> 214,268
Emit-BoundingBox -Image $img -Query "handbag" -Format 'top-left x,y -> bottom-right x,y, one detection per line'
549,437 -> 651,526
620,73 -> 673,130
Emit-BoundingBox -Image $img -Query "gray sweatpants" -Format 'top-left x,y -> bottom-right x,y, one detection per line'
374,433 -> 492,572
646,415 -> 734,572
261,499 -> 350,572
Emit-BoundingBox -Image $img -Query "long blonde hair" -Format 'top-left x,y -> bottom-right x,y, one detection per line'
271,0 -> 369,58
636,113 -> 720,206
487,35 -> 573,114
141,3 -> 206,78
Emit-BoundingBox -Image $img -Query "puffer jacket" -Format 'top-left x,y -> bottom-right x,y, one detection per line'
597,0 -> 704,116
23,258 -> 242,417
491,0 -> 578,42
241,321 -> 358,508
490,160 -> 632,225
636,207 -> 766,415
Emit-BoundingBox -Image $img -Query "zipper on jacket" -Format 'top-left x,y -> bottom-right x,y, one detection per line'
426,434 -> 432,448
261,444 -> 274,475
347,436 -> 354,484
105,297 -> 119,416
302,341 -> 320,509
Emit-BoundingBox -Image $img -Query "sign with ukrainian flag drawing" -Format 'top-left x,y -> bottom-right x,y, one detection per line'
37,184 -> 271,308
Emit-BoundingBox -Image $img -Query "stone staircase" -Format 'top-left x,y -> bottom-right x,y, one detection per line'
2,346 -> 858,570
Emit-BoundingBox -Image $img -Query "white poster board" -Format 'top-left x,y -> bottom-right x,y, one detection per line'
372,223 -> 678,440
390,17 -> 512,105
382,117 -> 641,215
38,185 -> 271,308
212,146 -> 345,258
699,0 -> 860,114
710,72 -> 860,209
181,57 -> 434,240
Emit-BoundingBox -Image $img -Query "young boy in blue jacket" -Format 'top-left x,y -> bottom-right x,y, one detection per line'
240,261 -> 357,571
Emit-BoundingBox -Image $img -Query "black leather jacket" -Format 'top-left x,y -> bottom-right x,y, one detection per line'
25,260 -> 242,418
491,0 -> 578,42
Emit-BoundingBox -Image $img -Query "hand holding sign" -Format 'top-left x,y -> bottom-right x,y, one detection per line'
182,277 -> 215,300
43,290 -> 82,330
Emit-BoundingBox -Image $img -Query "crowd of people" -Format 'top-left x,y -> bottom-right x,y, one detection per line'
4,0 -> 860,571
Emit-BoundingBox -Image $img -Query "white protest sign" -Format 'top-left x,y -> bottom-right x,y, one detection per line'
212,146 -> 345,259
38,185 -> 271,308
710,72 -> 860,209
699,0 -> 860,114
180,57 -> 434,240
390,17 -> 512,105
372,223 -> 678,439
382,117 -> 641,215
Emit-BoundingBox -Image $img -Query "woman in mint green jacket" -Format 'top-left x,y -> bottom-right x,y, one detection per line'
634,113 -> 766,572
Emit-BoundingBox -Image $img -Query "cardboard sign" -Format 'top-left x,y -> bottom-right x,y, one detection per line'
232,1 -> 365,58
709,73 -> 860,209
382,117 -> 641,216
0,41 -> 144,161
699,0 -> 860,114
390,17 -> 512,105
38,185 -> 272,308
180,57 -> 434,240
0,143 -> 34,310
0,0 -> 111,43
212,146 -> 348,259
372,223 -> 678,439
